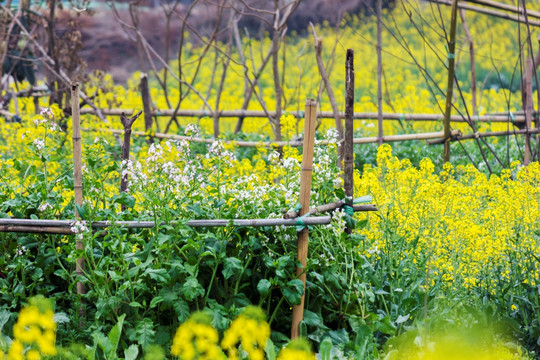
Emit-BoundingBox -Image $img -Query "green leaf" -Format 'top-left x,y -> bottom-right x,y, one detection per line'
282,279 -> 305,305
334,188 -> 345,199
222,257 -> 243,280
375,315 -> 397,335
0,310 -> 11,332
328,328 -> 349,345
124,344 -> 139,360
144,268 -> 171,283
136,318 -> 156,349
396,314 -> 410,324
107,313 -> 125,357
257,279 -> 271,297
265,338 -> 277,360
320,337 -> 333,360
182,276 -> 204,301
302,310 -> 328,330
150,296 -> 164,309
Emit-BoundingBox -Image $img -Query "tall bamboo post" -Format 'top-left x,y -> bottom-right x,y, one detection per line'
443,0 -> 459,162
524,58 -> 533,165
291,99 -> 317,339
377,0 -> 384,145
71,82 -> 85,320
344,50 -> 355,235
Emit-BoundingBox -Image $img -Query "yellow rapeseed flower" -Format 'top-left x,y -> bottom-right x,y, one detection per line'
221,306 -> 270,360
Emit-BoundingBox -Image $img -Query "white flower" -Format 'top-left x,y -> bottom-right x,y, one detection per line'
184,123 -> 199,137
32,138 -> 45,151
40,107 -> 54,119
38,203 -> 52,212
70,220 -> 89,240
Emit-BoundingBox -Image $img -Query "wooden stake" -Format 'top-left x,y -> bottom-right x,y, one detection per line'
524,58 -> 533,165
120,110 -> 142,210
344,50 -> 355,235
443,0 -> 459,163
139,73 -> 154,143
291,99 -> 317,339
71,82 -> 85,322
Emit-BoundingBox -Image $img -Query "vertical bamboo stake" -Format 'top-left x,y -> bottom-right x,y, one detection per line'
377,0 -> 384,145
139,73 -> 153,143
443,0 -> 459,163
524,58 -> 533,165
344,50 -> 355,235
71,82 -> 85,321
291,99 -> 317,339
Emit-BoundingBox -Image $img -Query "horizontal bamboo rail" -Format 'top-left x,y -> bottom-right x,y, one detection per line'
86,128 -> 462,147
428,0 -> 540,27
427,128 -> 540,144
283,200 -> 377,219
0,216 -> 332,234
77,108 -> 528,123
465,0 -> 540,20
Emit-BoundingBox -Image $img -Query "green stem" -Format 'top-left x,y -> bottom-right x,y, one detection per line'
268,295 -> 286,326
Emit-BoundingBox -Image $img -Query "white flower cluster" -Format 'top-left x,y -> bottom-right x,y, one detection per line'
326,208 -> 346,238
206,140 -> 236,166
184,123 -> 199,137
16,245 -> 27,256
38,202 -> 52,212
32,138 -> 45,151
70,220 -> 89,240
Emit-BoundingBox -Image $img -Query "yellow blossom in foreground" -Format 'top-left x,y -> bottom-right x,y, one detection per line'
170,312 -> 224,360
277,338 -> 316,360
7,296 -> 57,360
221,306 -> 271,360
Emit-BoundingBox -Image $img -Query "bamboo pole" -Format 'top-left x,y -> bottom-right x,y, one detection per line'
443,0 -> 459,162
428,0 -> 540,27
86,127 -> 462,148
0,216 -> 331,230
71,82 -> 85,321
427,128 -> 540,144
76,108 -> 527,123
344,49 -> 355,235
524,58 -> 533,165
283,200 -> 377,219
464,0 -> 540,20
377,0 -> 384,146
291,99 -> 317,339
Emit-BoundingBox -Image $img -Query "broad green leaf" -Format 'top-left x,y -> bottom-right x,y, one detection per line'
257,279 -> 271,297
143,268 -> 171,283
282,279 -> 305,305
182,276 -> 204,301
222,257 -> 243,280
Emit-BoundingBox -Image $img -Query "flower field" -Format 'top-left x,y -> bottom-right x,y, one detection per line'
0,0 -> 539,358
